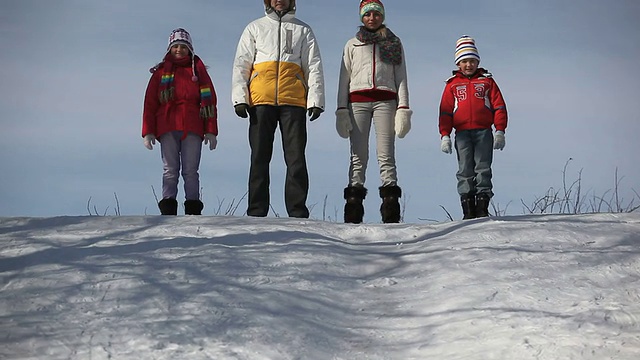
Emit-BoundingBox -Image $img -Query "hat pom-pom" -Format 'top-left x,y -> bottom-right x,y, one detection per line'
192,75 -> 198,82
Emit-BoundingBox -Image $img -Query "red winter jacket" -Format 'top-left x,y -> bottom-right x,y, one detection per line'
438,68 -> 507,137
142,59 -> 218,140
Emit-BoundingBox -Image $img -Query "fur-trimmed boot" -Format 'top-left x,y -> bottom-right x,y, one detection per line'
344,186 -> 367,224
379,185 -> 402,223
158,198 -> 178,216
184,199 -> 204,215
475,193 -> 490,218
461,194 -> 476,220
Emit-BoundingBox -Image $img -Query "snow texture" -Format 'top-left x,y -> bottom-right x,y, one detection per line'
1,213 -> 639,359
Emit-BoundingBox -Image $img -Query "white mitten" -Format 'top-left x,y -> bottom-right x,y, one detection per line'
204,133 -> 217,150
394,108 -> 412,138
143,134 -> 156,150
493,130 -> 505,150
441,135 -> 452,154
335,108 -> 353,139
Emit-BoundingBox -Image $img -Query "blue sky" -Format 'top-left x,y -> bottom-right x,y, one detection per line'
1,0 -> 639,222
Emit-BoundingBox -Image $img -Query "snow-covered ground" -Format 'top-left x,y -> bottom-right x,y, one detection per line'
1,213 -> 639,359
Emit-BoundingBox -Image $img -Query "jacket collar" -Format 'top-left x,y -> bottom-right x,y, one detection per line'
453,67 -> 492,79
266,9 -> 295,21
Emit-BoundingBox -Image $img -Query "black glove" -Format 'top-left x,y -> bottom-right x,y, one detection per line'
308,107 -> 323,121
234,104 -> 249,118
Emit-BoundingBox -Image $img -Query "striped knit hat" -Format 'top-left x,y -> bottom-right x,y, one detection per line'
455,35 -> 480,64
360,0 -> 384,21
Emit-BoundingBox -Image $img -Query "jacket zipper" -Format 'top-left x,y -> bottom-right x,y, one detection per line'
371,43 -> 377,89
275,17 -> 282,106
467,76 -> 474,126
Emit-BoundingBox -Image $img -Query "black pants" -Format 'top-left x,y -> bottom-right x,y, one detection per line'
247,105 -> 309,218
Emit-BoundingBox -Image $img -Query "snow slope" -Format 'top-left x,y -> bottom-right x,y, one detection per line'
1,213 -> 639,359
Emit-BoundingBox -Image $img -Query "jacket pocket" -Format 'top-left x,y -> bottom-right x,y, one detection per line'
248,71 -> 259,86
295,73 -> 308,94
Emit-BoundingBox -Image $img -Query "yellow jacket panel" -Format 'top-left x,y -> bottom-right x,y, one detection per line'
232,9 -> 325,110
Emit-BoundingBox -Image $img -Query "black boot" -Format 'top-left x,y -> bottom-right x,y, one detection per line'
461,194 -> 476,220
344,186 -> 367,224
184,199 -> 204,215
158,198 -> 178,216
475,193 -> 490,218
379,185 -> 402,223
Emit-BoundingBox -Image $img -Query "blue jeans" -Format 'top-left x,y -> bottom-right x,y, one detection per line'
454,129 -> 494,197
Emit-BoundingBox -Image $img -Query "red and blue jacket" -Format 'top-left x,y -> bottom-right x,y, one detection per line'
438,68 -> 507,137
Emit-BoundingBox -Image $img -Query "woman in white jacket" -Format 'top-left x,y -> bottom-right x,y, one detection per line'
336,0 -> 411,223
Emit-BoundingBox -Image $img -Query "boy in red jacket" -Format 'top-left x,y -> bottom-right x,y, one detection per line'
142,28 -> 218,215
438,35 -> 508,219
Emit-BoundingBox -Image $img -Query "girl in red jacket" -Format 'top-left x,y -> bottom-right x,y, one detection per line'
438,35 -> 508,219
142,28 -> 218,215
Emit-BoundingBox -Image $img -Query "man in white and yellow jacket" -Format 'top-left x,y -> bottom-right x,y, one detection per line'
232,0 -> 325,218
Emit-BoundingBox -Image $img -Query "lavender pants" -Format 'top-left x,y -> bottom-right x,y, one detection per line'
159,131 -> 202,201
348,100 -> 398,187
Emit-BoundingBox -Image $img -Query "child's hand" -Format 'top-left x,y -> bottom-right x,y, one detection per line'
441,135 -> 452,154
143,134 -> 156,150
493,131 -> 505,150
204,133 -> 217,150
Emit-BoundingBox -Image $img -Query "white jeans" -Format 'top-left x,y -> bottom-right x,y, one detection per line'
348,100 -> 397,187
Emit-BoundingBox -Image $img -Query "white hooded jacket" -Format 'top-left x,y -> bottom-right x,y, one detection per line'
232,1 -> 325,110
337,34 -> 409,110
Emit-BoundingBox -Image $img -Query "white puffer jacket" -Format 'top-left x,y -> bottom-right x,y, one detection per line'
232,5 -> 324,110
337,36 -> 409,109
